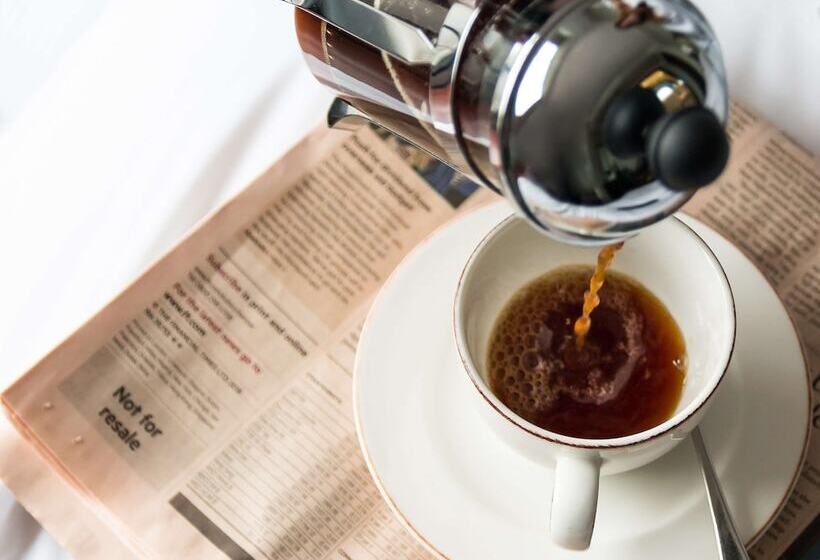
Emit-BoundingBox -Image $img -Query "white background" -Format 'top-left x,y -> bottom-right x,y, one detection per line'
0,1 -> 817,558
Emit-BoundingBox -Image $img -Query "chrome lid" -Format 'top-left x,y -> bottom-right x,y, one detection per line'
492,0 -> 728,243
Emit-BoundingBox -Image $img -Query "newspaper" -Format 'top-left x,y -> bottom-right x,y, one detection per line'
0,101 -> 817,559
684,103 -> 820,560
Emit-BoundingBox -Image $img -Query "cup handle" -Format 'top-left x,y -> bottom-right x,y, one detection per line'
550,454 -> 601,550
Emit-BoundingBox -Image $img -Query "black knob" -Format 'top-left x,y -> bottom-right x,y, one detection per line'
647,107 -> 730,191
603,87 -> 666,159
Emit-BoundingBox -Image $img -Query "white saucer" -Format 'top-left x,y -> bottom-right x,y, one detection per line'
354,203 -> 810,560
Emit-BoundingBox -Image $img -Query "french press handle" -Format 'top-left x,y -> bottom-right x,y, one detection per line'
281,0 -> 440,65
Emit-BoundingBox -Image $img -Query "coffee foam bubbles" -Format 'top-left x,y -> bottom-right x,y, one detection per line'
488,273 -> 646,417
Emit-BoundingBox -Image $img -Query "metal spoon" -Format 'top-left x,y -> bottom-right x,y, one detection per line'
691,427 -> 751,560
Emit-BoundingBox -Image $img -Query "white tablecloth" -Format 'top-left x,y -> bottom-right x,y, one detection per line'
0,1 -> 817,558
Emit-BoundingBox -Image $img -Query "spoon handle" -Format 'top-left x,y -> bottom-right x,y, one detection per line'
691,427 -> 751,560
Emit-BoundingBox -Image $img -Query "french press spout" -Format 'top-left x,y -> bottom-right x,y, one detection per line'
286,0 -> 730,244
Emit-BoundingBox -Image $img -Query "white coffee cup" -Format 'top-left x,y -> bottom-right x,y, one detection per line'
453,215 -> 735,550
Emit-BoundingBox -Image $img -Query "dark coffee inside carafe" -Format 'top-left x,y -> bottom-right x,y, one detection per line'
294,6 -> 454,167
487,266 -> 686,439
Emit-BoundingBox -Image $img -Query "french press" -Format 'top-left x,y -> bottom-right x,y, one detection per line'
285,0 -> 730,244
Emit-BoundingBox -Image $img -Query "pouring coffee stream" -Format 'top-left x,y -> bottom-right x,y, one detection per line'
574,241 -> 624,348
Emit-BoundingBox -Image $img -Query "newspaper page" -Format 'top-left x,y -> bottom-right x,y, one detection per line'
0,102 -> 817,560
1,124 -> 492,559
684,101 -> 820,560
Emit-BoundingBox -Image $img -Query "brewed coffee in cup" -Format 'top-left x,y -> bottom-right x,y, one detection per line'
486,266 -> 686,439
